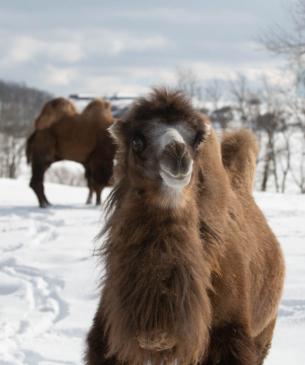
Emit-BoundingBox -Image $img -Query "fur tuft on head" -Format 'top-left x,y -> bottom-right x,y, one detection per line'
124,87 -> 197,123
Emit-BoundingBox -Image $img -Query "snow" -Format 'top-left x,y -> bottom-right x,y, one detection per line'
0,178 -> 304,364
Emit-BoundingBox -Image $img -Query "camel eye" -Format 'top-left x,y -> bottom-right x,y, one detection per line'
193,131 -> 205,149
132,134 -> 146,153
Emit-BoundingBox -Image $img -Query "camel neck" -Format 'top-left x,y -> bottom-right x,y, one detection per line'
103,181 -> 211,365
125,186 -> 198,226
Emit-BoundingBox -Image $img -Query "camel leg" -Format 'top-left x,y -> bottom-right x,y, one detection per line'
95,185 -> 104,206
86,309 -> 120,365
254,318 -> 277,365
86,188 -> 93,205
203,323 -> 258,365
85,167 -> 94,205
30,162 -> 50,208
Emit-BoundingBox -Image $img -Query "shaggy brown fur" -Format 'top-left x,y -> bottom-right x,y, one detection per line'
85,89 -> 285,365
26,98 -> 115,207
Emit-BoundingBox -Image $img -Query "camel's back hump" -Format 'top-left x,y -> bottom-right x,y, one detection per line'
221,130 -> 259,195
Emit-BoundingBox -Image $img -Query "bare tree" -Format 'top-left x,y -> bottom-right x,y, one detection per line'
204,80 -> 222,110
0,80 -> 52,178
257,112 -> 285,192
210,106 -> 234,131
278,126 -> 293,193
262,0 -> 305,58
229,74 -> 261,129
203,80 -> 234,130
45,163 -> 86,187
176,68 -> 202,101
290,123 -> 305,193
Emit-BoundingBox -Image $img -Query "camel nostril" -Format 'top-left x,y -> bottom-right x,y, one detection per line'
160,142 -> 193,179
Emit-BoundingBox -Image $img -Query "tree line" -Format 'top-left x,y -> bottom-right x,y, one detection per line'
0,80 -> 51,178
177,69 -> 305,194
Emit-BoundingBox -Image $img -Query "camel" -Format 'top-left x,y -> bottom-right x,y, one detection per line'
85,88 -> 285,365
26,98 -> 115,207
30,97 -> 100,204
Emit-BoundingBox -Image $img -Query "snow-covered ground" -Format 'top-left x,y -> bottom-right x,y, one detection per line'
0,178 -> 304,364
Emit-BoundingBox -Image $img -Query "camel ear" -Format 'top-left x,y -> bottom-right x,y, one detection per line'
198,112 -> 212,137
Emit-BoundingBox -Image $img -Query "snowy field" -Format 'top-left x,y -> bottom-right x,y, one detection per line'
0,178 -> 304,365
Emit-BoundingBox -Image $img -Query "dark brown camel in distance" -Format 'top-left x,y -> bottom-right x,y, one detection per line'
86,88 -> 285,365
26,98 -> 115,207
30,97 -> 100,204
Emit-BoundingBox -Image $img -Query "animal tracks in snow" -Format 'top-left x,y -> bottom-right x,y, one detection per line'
1,258 -> 68,328
0,186 -> 100,365
1,180 -> 305,364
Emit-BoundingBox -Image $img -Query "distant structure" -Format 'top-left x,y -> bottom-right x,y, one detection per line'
69,94 -> 137,117
296,68 -> 305,98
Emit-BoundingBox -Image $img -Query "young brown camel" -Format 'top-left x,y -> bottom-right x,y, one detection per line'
85,89 -> 285,365
26,98 -> 115,207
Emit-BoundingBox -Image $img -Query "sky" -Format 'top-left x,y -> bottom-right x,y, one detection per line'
0,0 -> 291,97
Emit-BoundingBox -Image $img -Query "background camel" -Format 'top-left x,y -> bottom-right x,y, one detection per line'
86,89 -> 285,365
26,98 -> 115,207
30,97 -> 99,204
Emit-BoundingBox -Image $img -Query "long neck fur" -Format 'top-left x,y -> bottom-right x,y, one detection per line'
101,129 -> 230,365
102,182 -> 211,365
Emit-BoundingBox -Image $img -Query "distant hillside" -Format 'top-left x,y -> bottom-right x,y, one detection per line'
0,79 -> 52,137
0,80 -> 52,177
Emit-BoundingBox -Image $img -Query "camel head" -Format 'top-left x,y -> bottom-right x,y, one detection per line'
109,88 -> 211,205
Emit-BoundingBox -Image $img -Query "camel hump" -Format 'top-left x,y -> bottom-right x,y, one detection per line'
34,97 -> 77,130
82,98 -> 113,122
221,129 -> 259,194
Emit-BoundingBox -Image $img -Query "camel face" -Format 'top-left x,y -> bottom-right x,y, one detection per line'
110,117 -> 208,193
108,89 -> 211,208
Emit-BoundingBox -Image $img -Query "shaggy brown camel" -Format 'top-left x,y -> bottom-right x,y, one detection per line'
85,89 -> 285,365
26,98 -> 115,207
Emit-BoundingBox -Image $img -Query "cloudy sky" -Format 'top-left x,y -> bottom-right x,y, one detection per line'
0,0 -> 290,97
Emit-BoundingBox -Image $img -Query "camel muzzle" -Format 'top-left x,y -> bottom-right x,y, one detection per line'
159,142 -> 193,188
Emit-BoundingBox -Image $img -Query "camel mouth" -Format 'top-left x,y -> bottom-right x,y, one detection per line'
160,165 -> 192,188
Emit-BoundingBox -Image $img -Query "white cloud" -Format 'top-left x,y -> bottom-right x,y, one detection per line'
117,8 -> 257,26
2,35 -> 84,66
0,3 -> 289,97
186,58 -> 289,87
81,75 -> 149,96
0,29 -> 169,69
47,41 -> 84,63
81,29 -> 169,56
7,37 -> 42,63
44,65 -> 78,86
